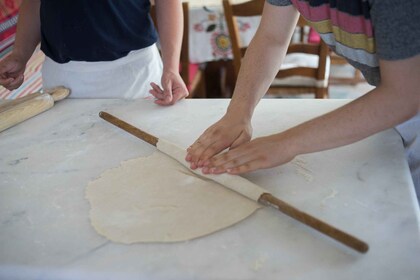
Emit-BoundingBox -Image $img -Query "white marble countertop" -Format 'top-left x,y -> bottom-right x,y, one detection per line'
0,99 -> 419,280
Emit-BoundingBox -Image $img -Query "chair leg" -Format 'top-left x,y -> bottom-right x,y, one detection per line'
315,88 -> 328,99
188,70 -> 206,98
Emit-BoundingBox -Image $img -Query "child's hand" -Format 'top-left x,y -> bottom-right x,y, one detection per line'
199,133 -> 296,175
186,115 -> 253,170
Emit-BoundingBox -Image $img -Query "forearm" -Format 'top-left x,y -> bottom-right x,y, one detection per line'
154,0 -> 183,72
226,5 -> 299,120
12,0 -> 41,63
226,27 -> 292,119
285,57 -> 420,156
204,67 -> 419,175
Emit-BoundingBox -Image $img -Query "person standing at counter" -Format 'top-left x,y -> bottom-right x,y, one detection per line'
186,0 -> 420,202
0,0 -> 187,105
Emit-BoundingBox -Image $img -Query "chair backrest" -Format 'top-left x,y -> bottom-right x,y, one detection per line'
278,16 -> 329,83
223,0 -> 329,98
150,2 -> 190,88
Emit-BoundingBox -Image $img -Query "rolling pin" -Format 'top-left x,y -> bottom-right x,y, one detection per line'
0,86 -> 70,133
99,111 -> 369,253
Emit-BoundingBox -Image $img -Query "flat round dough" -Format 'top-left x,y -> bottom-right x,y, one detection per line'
86,152 -> 260,244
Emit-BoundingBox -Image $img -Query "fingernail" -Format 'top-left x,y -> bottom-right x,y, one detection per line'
197,160 -> 203,167
202,167 -> 209,174
185,154 -> 191,161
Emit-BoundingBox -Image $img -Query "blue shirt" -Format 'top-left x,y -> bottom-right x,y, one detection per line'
40,0 -> 158,63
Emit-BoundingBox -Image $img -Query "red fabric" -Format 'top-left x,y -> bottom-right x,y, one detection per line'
0,0 -> 43,99
0,0 -> 21,41
308,27 -> 321,44
188,63 -> 199,90
179,63 -> 200,91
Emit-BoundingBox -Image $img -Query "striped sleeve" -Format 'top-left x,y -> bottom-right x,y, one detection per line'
289,0 -> 378,68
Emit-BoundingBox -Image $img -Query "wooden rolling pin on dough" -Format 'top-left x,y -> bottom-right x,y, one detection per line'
99,111 -> 369,253
0,86 -> 70,133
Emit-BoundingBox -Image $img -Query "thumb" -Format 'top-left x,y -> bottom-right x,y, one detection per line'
230,132 -> 250,149
162,79 -> 173,102
0,60 -> 14,76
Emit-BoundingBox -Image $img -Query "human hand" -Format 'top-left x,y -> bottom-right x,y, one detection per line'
0,53 -> 26,90
200,132 -> 297,175
149,69 -> 188,106
186,114 -> 253,169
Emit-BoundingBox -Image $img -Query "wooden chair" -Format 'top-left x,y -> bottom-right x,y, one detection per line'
329,50 -> 365,85
150,2 -> 205,98
223,0 -> 330,98
304,27 -> 364,85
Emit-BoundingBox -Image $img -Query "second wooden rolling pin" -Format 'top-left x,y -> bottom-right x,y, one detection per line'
99,111 -> 369,253
0,86 -> 70,133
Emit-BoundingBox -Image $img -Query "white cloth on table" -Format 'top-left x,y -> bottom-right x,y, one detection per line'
188,5 -> 260,63
42,44 -> 162,99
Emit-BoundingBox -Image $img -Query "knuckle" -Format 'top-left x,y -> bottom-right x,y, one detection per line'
221,153 -> 229,161
238,165 -> 249,173
194,149 -> 205,160
230,158 -> 239,166
257,154 -> 269,163
203,148 -> 215,158
212,128 -> 222,137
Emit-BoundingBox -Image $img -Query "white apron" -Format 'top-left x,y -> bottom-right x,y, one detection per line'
41,44 -> 162,99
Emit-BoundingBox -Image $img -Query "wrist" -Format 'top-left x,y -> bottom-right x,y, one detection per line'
224,110 -> 252,126
162,68 -> 180,79
162,60 -> 179,74
226,102 -> 254,121
11,48 -> 31,64
278,128 -> 304,158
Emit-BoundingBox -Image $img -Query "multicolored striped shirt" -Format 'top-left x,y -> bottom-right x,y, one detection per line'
267,0 -> 420,86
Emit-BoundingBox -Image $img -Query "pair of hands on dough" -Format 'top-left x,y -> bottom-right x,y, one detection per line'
186,113 -> 296,175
